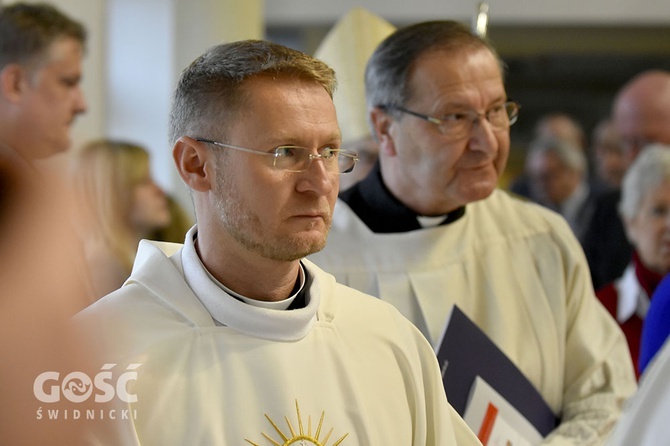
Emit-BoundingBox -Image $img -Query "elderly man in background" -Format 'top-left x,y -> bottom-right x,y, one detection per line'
591,119 -> 628,191
526,136 -> 594,242
535,113 -> 587,151
310,20 -> 636,445
510,112 -> 589,199
583,70 -> 670,290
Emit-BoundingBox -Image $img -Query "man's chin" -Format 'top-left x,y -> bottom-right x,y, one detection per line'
305,240 -> 328,257
266,234 -> 327,262
297,233 -> 328,257
32,141 -> 70,160
462,181 -> 496,204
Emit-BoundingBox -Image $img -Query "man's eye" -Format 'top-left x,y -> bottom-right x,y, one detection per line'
321,147 -> 338,158
443,113 -> 468,122
61,77 -> 80,87
651,205 -> 669,217
488,105 -> 506,116
275,146 -> 298,157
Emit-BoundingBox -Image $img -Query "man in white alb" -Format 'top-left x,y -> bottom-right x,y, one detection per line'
310,20 -> 637,445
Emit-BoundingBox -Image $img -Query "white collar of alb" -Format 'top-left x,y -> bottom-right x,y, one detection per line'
178,225 -> 318,341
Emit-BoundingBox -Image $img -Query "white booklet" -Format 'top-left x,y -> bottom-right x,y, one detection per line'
463,376 -> 543,446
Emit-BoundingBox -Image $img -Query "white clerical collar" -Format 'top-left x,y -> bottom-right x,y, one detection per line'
184,229 -> 306,311
176,226 -> 319,342
200,255 -> 306,311
417,215 -> 448,228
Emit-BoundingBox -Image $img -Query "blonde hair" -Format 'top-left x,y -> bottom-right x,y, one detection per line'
71,139 -> 151,273
148,194 -> 193,244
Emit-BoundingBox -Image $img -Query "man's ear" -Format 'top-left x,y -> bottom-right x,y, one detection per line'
173,136 -> 214,192
369,107 -> 397,156
0,64 -> 27,103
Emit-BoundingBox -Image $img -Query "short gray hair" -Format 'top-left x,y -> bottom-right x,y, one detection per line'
365,20 -> 505,119
527,136 -> 587,175
619,144 -> 670,220
169,39 -> 336,146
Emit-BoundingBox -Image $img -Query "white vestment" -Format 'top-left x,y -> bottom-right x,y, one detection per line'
77,229 -> 481,445
309,189 -> 637,445
605,338 -> 670,445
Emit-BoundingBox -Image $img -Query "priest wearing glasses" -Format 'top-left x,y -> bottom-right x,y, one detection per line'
310,20 -> 636,445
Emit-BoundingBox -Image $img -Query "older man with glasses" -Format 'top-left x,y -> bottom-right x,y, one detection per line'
310,20 -> 636,445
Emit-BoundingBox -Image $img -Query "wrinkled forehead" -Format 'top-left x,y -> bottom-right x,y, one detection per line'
412,45 -> 503,76
405,47 -> 505,104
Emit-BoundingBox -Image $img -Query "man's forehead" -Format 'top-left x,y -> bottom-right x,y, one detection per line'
407,47 -> 505,102
230,75 -> 340,141
414,46 -> 501,72
239,75 -> 332,106
48,36 -> 82,56
412,47 -> 498,78
29,37 -> 83,74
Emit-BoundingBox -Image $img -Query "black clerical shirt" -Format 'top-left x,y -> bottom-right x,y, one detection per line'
340,162 -> 465,233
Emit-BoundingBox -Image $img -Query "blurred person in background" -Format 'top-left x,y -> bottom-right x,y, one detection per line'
583,70 -> 670,290
596,145 -> 670,378
526,136 -> 594,242
148,193 -> 194,244
591,119 -> 628,191
615,71 -> 670,160
71,139 -> 172,299
0,2 -> 87,162
509,112 -> 588,198
0,1 -> 90,304
314,7 -> 395,192
0,4 -> 121,444
535,112 -> 587,151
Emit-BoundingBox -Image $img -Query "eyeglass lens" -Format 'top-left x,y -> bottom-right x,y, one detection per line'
273,147 -> 356,174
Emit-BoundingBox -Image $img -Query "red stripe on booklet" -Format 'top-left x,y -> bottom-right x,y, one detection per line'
478,402 -> 499,445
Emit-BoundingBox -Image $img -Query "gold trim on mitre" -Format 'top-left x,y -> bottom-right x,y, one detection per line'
314,8 -> 396,146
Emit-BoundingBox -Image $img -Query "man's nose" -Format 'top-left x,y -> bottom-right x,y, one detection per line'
467,117 -> 498,154
74,87 -> 87,115
296,157 -> 336,195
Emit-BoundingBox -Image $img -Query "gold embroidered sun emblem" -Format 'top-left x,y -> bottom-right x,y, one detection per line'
245,400 -> 348,446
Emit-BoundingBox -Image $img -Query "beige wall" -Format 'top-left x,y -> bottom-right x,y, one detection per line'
265,0 -> 670,26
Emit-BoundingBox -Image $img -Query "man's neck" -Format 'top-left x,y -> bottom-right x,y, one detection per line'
339,162 -> 467,233
194,229 -> 301,302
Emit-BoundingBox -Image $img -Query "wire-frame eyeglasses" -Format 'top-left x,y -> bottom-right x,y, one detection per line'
379,101 -> 520,140
195,138 -> 359,174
